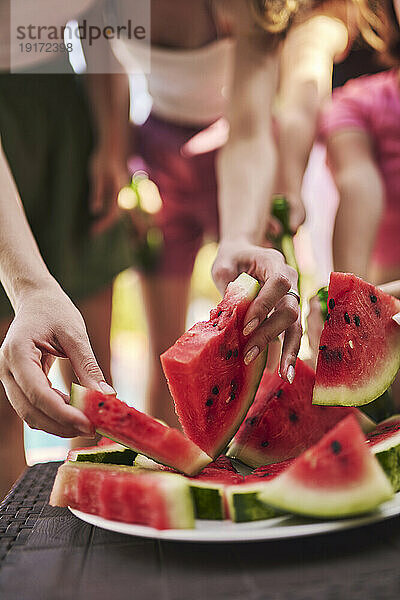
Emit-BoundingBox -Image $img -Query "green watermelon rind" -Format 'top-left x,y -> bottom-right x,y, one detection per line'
135,454 -> 225,520
226,483 -> 283,523
368,416 -> 400,492
257,459 -> 393,519
313,352 -> 400,407
70,384 -> 212,476
375,449 -> 400,493
69,444 -> 137,466
51,461 -> 195,529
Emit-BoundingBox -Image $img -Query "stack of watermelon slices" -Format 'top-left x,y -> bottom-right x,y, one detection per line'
227,359 -> 372,468
50,272 -> 400,528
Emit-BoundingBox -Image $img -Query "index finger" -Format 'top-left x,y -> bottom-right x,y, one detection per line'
243,273 -> 292,337
9,342 -> 94,436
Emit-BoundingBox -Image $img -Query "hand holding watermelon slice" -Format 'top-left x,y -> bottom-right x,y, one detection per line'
212,246 -> 301,383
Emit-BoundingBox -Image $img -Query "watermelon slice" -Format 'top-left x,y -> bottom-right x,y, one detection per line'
135,454 -> 243,520
161,273 -> 267,458
70,384 -> 211,476
50,461 -> 195,530
227,360 -> 366,468
313,272 -> 400,407
227,460 -> 293,523
256,415 -> 393,518
67,443 -> 136,465
367,415 -> 400,492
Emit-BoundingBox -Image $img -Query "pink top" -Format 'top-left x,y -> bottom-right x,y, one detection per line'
320,70 -> 400,267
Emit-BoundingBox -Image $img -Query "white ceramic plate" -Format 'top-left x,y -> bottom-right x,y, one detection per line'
70,491 -> 400,543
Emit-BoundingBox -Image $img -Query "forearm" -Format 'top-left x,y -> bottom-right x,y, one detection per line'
0,146 -> 56,309
85,73 -> 130,157
332,164 -> 384,278
276,89 -> 319,195
218,32 -> 279,245
218,130 -> 276,244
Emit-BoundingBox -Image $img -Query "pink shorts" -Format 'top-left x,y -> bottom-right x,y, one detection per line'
133,115 -> 219,276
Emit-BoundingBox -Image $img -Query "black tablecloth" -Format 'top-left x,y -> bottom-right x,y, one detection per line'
1,462 -> 400,600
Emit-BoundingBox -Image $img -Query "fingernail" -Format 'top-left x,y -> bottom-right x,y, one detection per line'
243,318 -> 259,336
99,382 -> 116,395
287,365 -> 295,384
78,424 -> 95,437
244,346 -> 260,365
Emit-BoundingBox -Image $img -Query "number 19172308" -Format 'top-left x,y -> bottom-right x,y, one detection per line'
19,42 -> 73,53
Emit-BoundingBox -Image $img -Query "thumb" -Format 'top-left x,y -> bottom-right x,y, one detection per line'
66,332 -> 116,395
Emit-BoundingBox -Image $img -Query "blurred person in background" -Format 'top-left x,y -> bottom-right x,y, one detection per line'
119,0 -> 308,428
0,0 -> 131,498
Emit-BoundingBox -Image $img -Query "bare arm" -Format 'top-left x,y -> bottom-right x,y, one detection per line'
80,1 -> 131,233
213,29 -> 301,382
0,143 -> 114,437
327,129 -> 384,278
276,14 -> 349,230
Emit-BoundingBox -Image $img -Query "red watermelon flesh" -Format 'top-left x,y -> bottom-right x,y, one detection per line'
227,359 -> 357,467
70,384 -> 211,476
161,273 -> 267,458
244,460 -> 294,483
367,416 -> 400,452
50,462 -> 195,529
257,415 -> 393,518
313,272 -> 400,407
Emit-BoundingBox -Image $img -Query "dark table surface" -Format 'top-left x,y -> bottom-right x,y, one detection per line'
0,461 -> 400,600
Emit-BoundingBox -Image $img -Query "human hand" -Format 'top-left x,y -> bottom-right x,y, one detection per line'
89,147 -> 128,235
212,241 -> 301,383
267,192 -> 306,240
0,281 -> 115,437
306,293 -> 325,368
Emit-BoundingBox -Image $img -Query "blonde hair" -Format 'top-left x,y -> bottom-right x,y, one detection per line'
353,0 -> 400,64
250,0 -> 313,34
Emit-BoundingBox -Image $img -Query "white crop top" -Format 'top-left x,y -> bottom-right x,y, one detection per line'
114,37 -> 236,126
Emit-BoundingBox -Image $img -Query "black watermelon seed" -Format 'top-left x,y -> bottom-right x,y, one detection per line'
331,440 -> 342,454
337,350 -> 342,361
328,298 -> 335,310
261,441 -> 269,448
230,392 -> 236,401
247,417 -> 257,426
217,310 -> 222,317
98,401 -> 104,407
205,398 -> 214,407
233,348 -> 239,358
231,380 -> 238,391
289,411 -> 298,423
261,473 -> 273,478
370,294 -> 377,303
212,386 -> 219,395
344,312 -> 350,324
226,350 -> 233,360
275,389 -> 283,398
212,322 -> 218,327
326,313 -> 330,322
354,315 -> 360,327
319,345 -> 327,351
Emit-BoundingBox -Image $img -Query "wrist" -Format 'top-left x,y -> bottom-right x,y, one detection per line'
12,273 -> 61,312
